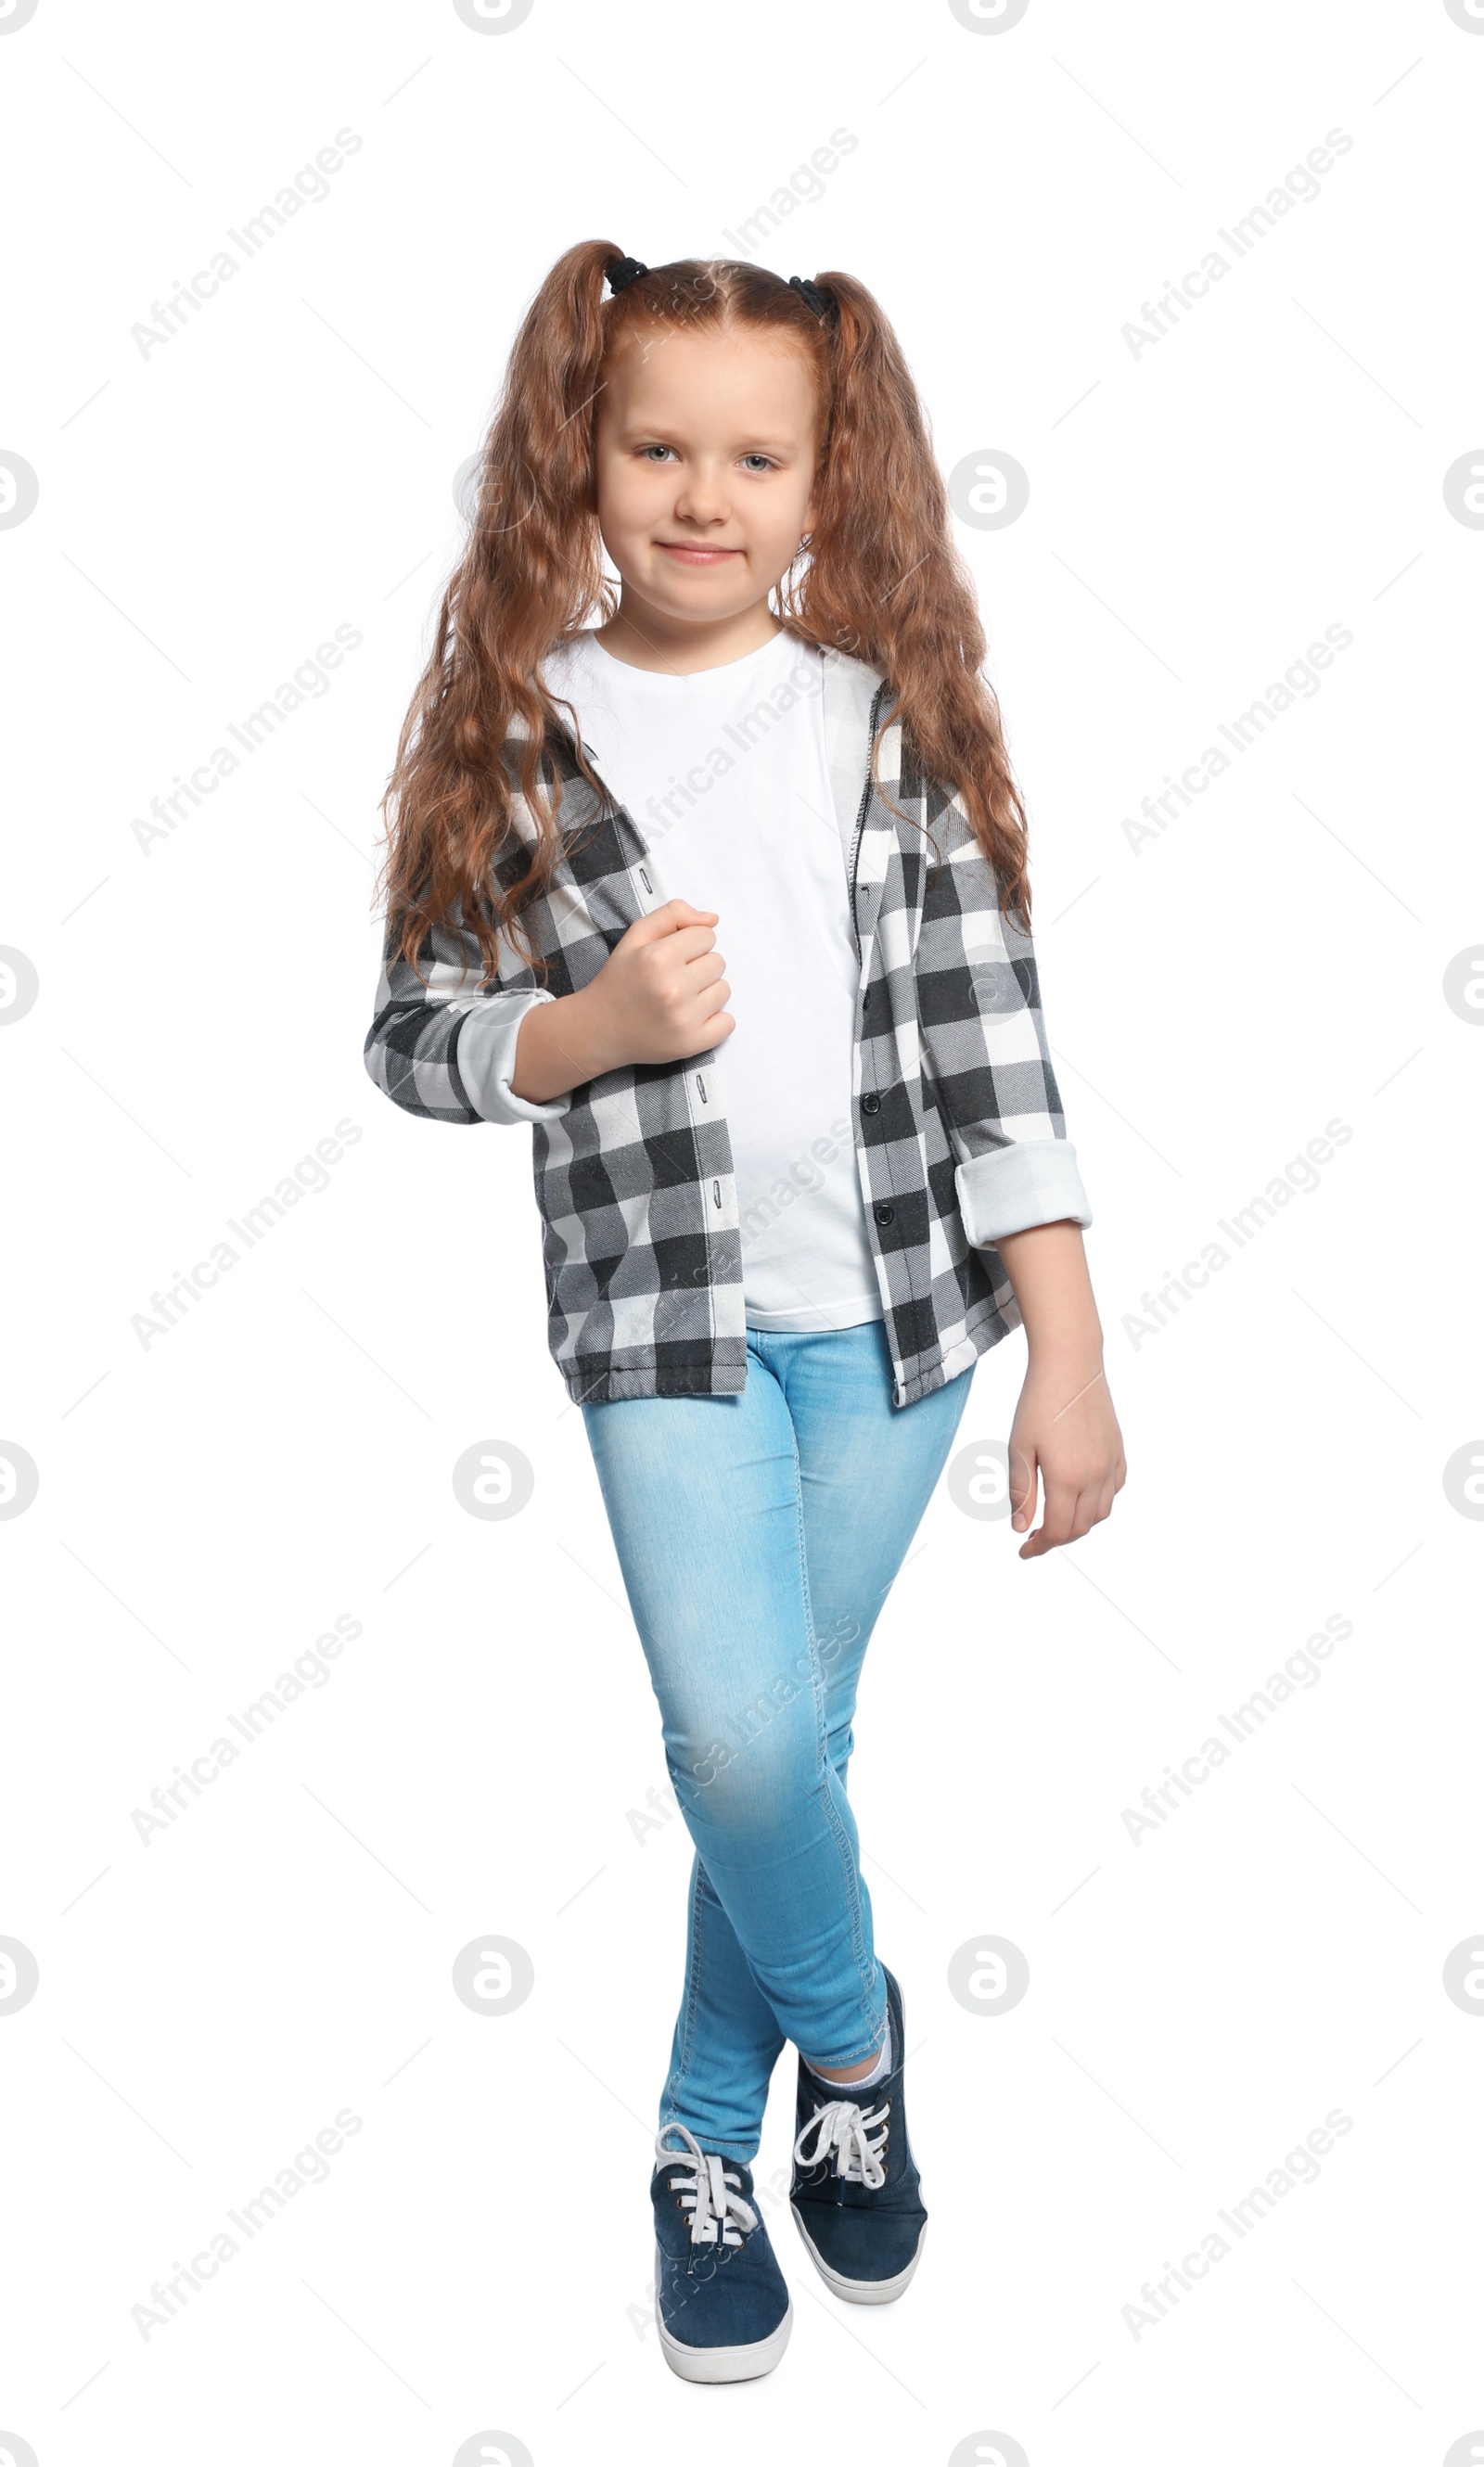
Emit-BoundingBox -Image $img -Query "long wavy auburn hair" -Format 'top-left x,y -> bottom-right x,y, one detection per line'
376,239 -> 1033,984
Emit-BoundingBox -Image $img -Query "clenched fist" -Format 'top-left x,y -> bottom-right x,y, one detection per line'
509,899 -> 734,1103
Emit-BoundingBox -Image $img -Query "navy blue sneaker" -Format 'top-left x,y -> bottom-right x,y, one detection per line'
789,1962 -> 927,2303
651,2123 -> 793,2382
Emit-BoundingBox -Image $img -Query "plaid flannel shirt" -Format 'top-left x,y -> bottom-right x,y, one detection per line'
365,645 -> 1091,1411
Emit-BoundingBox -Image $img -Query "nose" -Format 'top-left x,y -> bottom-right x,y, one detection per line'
671,464 -> 730,529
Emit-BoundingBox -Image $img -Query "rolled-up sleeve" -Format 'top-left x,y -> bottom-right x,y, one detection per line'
365,910 -> 572,1128
953,1136 -> 1091,1244
454,988 -> 573,1125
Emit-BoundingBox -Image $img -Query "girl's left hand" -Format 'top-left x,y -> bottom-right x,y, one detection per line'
1006,1353 -> 1126,1559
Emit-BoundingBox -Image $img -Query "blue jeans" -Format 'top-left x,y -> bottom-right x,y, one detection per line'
581,1318 -> 974,2161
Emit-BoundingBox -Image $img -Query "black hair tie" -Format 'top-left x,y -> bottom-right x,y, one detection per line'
605,255 -> 648,294
788,275 -> 835,320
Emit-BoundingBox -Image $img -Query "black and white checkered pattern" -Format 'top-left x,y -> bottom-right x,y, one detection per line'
365,647 -> 1091,1411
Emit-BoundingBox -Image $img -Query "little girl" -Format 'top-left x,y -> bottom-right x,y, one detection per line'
365,242 -> 1125,2384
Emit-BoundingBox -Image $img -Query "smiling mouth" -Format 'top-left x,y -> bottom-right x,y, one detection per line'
655,543 -> 743,562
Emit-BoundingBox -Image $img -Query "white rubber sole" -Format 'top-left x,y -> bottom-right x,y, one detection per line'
790,2205 -> 927,2305
655,2293 -> 794,2384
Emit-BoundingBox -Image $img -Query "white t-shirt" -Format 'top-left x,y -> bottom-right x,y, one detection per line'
540,627 -> 884,1333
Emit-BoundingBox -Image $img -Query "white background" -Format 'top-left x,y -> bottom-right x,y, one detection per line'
2,2 -> 1481,2461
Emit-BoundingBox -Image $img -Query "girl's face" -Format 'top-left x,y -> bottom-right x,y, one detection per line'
592,324 -> 819,638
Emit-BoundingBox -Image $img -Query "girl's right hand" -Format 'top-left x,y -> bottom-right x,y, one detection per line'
508,901 -> 733,1104
584,899 -> 735,1068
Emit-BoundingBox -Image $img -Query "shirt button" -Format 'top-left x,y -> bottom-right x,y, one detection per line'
874,1201 -> 895,1226
861,1092 -> 880,1116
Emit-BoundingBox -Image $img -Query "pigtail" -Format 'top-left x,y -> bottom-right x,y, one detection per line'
478,236 -> 618,745
786,271 -> 1032,927
376,239 -> 622,984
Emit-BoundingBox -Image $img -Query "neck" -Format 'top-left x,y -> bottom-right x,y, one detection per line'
595,588 -> 781,676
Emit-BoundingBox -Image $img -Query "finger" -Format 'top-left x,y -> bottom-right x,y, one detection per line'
1008,1442 -> 1038,1533
1068,1484 -> 1103,1541
1043,1474 -> 1085,1542
1019,1476 -> 1081,1557
628,903 -> 717,947
664,926 -> 722,963
1031,1474 -> 1115,1555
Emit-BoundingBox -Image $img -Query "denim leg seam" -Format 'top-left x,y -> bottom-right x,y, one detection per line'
786,1418 -> 880,2051
658,1859 -> 761,2165
676,1852 -> 706,2085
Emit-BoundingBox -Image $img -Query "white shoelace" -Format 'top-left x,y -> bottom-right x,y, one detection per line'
793,2093 -> 890,2190
656,2122 -> 760,2247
